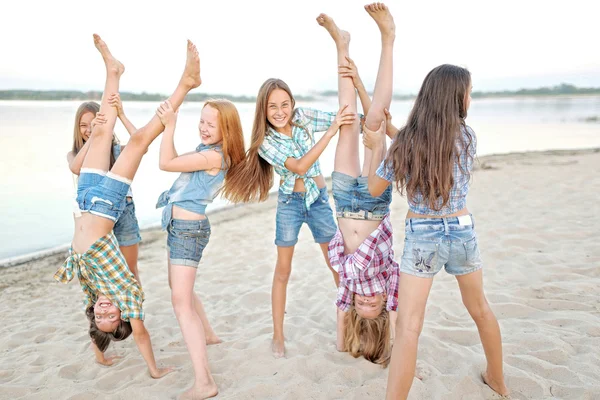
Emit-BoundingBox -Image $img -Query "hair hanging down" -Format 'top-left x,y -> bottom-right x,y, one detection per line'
386,64 -> 474,211
72,101 -> 119,169
201,99 -> 246,195
85,306 -> 132,352
344,307 -> 391,367
221,78 -> 298,203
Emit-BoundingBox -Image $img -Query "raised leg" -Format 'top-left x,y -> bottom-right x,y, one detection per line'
455,270 -> 509,397
109,40 -> 201,181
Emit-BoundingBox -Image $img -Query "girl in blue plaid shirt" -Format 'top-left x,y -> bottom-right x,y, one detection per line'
365,64 -> 510,400
57,35 -> 201,380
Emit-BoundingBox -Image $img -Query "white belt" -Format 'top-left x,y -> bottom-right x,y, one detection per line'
336,210 -> 384,221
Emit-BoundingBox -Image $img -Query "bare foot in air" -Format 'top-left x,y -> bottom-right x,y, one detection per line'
93,34 -> 125,76
316,13 -> 350,49
364,3 -> 395,43
271,336 -> 285,359
178,380 -> 218,400
482,371 -> 510,398
179,40 -> 201,89
205,335 -> 222,346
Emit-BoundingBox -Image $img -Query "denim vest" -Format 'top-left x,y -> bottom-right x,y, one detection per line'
112,144 -> 134,198
156,143 -> 225,230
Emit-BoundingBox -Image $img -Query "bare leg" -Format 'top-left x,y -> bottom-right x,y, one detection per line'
109,40 -> 201,181
271,245 -> 295,358
170,264 -> 218,400
120,244 -> 140,285
81,34 -> 125,172
318,242 -> 339,286
456,270 -> 509,397
317,14 -> 360,178
385,273 -> 433,400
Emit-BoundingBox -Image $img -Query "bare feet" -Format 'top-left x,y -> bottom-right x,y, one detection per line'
178,381 -> 218,400
364,3 -> 395,43
92,34 -> 125,76
316,13 -> 351,49
271,337 -> 285,359
482,371 -> 510,398
179,40 -> 201,89
205,335 -> 222,346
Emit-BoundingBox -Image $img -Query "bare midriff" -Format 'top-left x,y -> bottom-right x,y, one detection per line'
406,207 -> 469,219
283,175 -> 327,193
337,218 -> 381,254
172,204 -> 207,220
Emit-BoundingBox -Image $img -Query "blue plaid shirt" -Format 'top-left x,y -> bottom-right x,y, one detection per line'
258,107 -> 336,209
377,126 -> 476,215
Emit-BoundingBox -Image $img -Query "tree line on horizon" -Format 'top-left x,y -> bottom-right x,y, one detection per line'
1,83 -> 599,102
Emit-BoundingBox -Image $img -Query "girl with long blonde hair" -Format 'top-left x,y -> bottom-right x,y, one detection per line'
155,97 -> 245,398
316,3 -> 398,367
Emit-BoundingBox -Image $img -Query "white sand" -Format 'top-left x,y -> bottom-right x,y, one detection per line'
1,149 -> 599,399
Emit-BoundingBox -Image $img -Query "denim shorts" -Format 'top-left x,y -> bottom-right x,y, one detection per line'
77,171 -> 130,222
113,198 -> 142,247
167,218 -> 211,267
275,187 -> 337,247
400,214 -> 483,278
331,171 -> 392,218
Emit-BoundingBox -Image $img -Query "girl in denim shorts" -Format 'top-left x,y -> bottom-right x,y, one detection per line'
366,64 -> 510,397
222,79 -> 356,358
56,35 -> 201,380
317,4 -> 398,367
67,97 -> 142,284
155,98 -> 245,398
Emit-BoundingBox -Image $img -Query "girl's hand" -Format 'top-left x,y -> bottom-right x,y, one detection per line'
383,108 -> 397,137
91,113 -> 107,130
96,354 -> 122,366
108,93 -> 124,117
333,104 -> 357,132
156,100 -> 177,127
338,56 -> 363,89
150,366 -> 176,379
363,120 -> 386,150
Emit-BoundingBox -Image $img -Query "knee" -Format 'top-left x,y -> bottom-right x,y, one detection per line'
364,110 -> 385,131
397,313 -> 425,340
170,293 -> 192,317
465,299 -> 494,322
128,129 -> 147,148
273,264 -> 291,284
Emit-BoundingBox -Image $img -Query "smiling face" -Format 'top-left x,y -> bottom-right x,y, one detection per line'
79,111 -> 95,141
198,104 -> 222,145
354,293 -> 386,319
266,89 -> 293,132
93,295 -> 122,333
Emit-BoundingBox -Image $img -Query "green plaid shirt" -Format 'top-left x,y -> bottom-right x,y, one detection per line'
258,107 -> 336,209
54,232 -> 145,321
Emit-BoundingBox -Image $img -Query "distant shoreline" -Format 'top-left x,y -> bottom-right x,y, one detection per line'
1,83 -> 599,102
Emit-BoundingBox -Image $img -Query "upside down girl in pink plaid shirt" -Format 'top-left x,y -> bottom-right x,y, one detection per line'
317,3 -> 399,367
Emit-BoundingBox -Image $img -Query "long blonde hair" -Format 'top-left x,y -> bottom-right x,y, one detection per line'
203,99 -> 246,191
221,78 -> 298,203
344,307 -> 391,367
72,101 -> 118,168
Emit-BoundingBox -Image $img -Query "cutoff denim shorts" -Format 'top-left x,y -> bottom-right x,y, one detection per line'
400,214 -> 483,278
167,218 -> 211,267
331,171 -> 392,217
77,171 -> 130,222
113,198 -> 142,247
275,187 -> 337,247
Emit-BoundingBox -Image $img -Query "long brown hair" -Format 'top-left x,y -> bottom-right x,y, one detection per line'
72,101 -> 118,168
221,78 -> 298,203
386,64 -> 474,211
202,100 -> 246,191
85,306 -> 132,352
343,307 -> 391,367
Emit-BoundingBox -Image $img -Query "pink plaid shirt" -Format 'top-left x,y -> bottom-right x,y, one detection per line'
329,214 -> 399,312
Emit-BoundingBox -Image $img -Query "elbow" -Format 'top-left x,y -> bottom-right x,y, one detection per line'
368,183 -> 384,198
158,162 -> 169,171
133,330 -> 150,345
69,165 -> 81,175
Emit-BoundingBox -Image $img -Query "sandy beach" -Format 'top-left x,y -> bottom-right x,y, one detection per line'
1,148 -> 599,400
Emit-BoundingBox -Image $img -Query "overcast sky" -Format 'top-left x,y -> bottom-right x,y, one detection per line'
1,0 -> 598,96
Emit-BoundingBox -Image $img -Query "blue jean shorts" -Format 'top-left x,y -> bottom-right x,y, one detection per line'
275,187 -> 337,247
400,214 -> 483,278
331,171 -> 392,218
167,218 -> 211,267
113,198 -> 142,247
77,171 -> 130,222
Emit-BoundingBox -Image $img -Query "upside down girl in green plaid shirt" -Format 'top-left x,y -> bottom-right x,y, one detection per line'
54,35 -> 201,379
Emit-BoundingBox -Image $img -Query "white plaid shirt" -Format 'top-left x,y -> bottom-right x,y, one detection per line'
377,125 -> 476,215
258,107 -> 336,209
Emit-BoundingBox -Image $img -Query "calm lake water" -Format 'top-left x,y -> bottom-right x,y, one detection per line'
1,96 -> 599,261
